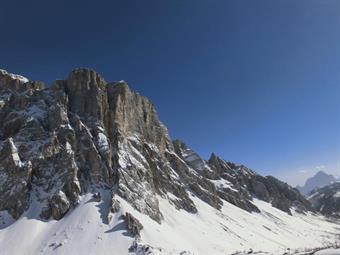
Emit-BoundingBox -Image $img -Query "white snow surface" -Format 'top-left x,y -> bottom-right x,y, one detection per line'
314,248 -> 340,255
0,191 -> 339,255
0,192 -> 134,255
0,69 -> 29,83
97,132 -> 110,152
8,138 -> 23,167
65,142 -> 73,154
210,178 -> 239,192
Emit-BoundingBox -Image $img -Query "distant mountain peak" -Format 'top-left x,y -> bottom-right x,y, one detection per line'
297,170 -> 338,196
314,170 -> 331,177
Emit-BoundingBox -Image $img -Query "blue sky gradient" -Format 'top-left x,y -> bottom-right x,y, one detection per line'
1,0 -> 339,185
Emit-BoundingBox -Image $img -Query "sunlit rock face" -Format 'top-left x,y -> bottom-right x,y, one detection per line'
0,68 -> 312,222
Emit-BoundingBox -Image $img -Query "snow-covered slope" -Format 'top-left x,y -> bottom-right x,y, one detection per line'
0,192 -> 134,255
135,195 -> 339,255
1,191 -> 339,255
314,249 -> 340,255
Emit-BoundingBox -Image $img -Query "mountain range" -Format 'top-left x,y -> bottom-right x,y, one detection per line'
0,68 -> 339,255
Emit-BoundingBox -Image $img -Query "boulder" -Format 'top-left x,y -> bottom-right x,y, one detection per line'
123,212 -> 143,237
50,191 -> 70,220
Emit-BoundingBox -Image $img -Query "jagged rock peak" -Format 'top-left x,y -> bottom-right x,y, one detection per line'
208,152 -> 233,166
173,139 -> 214,174
208,152 -> 221,162
63,68 -> 109,124
0,68 -> 44,92
208,152 -> 232,167
67,68 -> 107,87
66,68 -> 129,93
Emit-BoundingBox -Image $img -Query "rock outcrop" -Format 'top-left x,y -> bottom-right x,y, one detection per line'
123,212 -> 143,237
0,138 -> 32,219
0,68 -> 313,223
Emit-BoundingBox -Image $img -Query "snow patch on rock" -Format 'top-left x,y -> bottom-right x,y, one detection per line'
0,69 -> 29,83
8,138 -> 23,167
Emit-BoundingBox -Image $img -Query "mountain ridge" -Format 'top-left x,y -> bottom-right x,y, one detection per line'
0,68 -> 339,255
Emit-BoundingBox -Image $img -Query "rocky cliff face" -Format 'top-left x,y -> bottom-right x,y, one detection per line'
0,68 -> 312,224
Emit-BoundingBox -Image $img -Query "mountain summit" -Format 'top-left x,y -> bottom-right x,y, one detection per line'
0,69 -> 339,255
297,171 -> 338,196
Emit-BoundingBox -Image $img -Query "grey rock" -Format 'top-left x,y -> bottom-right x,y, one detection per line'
207,153 -> 311,214
123,212 -> 143,237
65,68 -> 109,126
50,191 -> 70,220
110,197 -> 121,213
93,192 -> 101,202
250,180 -> 270,201
0,138 -> 32,219
0,69 -> 37,92
264,176 -> 312,213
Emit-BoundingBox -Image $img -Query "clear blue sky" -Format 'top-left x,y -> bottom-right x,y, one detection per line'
1,0 -> 339,185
